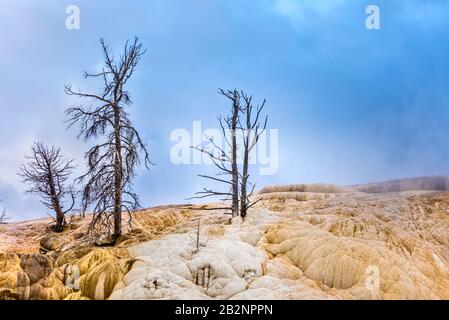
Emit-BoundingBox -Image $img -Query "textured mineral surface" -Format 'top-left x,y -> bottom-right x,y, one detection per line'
2,180 -> 449,300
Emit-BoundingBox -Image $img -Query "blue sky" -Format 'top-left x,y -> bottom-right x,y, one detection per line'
1,0 -> 449,220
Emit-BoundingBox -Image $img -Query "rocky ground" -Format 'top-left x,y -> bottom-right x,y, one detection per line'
2,180 -> 449,300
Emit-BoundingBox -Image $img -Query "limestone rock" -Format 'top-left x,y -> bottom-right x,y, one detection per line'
19,254 -> 53,285
81,259 -> 124,300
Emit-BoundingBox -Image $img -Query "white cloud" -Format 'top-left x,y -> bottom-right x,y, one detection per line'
0,133 -> 37,189
273,0 -> 347,29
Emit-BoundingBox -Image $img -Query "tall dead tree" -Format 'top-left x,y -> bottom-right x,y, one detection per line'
190,89 -> 241,217
65,37 -> 151,241
191,89 -> 268,220
18,142 -> 76,232
239,93 -> 267,218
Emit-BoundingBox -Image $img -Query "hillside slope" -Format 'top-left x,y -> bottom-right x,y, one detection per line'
351,176 -> 449,193
2,180 -> 449,300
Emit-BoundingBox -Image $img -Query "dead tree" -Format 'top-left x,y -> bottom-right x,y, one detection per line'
190,89 -> 241,218
0,200 -> 9,224
18,142 -> 76,232
191,90 -> 268,220
65,37 -> 151,242
239,93 -> 267,218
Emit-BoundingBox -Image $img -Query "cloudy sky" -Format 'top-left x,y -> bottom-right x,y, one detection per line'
1,0 -> 449,220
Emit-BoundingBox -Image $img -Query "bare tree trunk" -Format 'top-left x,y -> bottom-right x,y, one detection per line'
239,93 -> 267,219
240,142 -> 249,219
231,97 -> 239,218
45,166 -> 65,231
240,97 -> 251,218
49,178 -> 65,232
113,105 -> 122,240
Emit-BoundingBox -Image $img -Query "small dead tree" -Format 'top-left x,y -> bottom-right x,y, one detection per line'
0,200 -> 9,224
190,89 -> 241,218
18,142 -> 76,232
239,93 -> 267,218
65,37 -> 151,242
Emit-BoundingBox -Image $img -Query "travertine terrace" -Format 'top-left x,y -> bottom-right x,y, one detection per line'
2,178 -> 449,300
